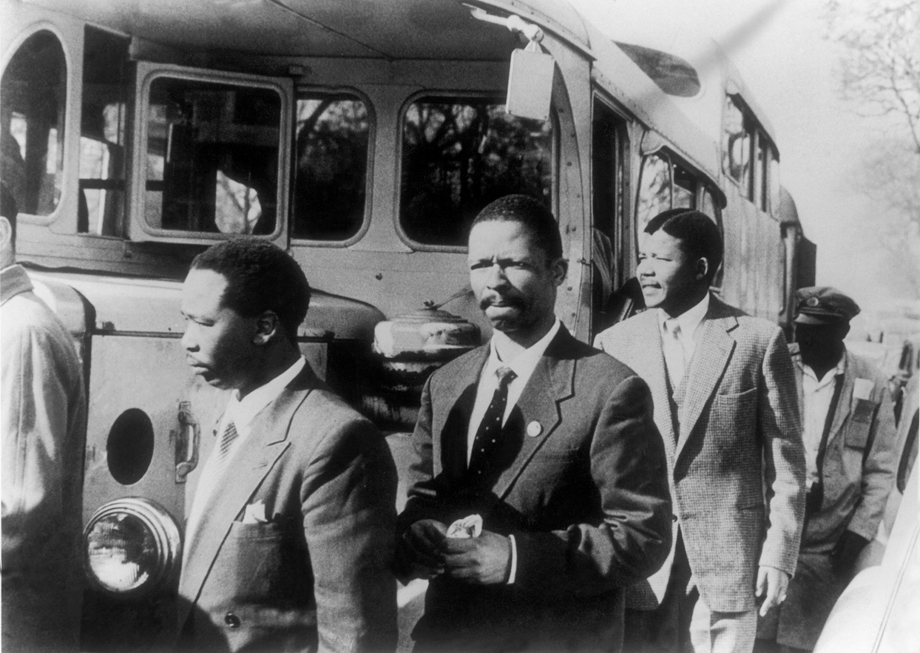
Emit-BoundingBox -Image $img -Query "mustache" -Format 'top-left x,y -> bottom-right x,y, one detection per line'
479,295 -> 523,312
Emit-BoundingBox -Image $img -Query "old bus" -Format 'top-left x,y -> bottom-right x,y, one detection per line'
0,0 -> 814,647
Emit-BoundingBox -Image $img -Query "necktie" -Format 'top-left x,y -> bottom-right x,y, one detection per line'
468,366 -> 517,478
215,420 -> 239,472
663,319 -> 686,386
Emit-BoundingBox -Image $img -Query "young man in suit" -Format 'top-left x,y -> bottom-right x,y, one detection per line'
757,287 -> 896,652
594,209 -> 806,653
177,239 -> 397,652
397,194 -> 672,652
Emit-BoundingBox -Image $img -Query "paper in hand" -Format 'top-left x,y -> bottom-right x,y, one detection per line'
446,514 -> 483,539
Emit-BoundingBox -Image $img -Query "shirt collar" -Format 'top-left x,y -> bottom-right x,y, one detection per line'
658,292 -> 710,341
487,318 -> 561,382
801,349 -> 847,385
1,264 -> 33,306
226,356 -> 306,434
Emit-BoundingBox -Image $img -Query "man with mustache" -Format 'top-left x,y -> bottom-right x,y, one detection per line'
397,194 -> 672,651
595,209 -> 806,653
177,239 -> 397,652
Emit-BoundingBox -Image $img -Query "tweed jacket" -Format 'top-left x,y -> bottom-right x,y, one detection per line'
789,344 -> 897,551
398,326 -> 672,651
177,366 -> 398,653
594,296 -> 806,612
1,265 -> 87,652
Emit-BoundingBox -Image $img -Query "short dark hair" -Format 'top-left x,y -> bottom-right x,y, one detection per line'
191,239 -> 310,342
1,183 -> 16,242
472,194 -> 563,263
645,209 -> 722,283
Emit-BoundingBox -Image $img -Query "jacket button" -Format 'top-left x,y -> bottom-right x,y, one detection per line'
672,515 -> 678,523
224,612 -> 241,628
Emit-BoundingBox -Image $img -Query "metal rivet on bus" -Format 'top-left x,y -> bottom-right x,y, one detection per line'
526,421 -> 542,437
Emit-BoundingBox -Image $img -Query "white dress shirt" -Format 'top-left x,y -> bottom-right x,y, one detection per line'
185,356 -> 306,541
658,292 -> 710,387
464,318 -> 561,584
799,351 -> 847,490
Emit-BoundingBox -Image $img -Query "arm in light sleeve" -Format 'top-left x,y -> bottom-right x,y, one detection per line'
301,419 -> 398,653
511,375 -> 673,599
846,378 -> 898,541
758,326 -> 807,575
1,321 -> 82,568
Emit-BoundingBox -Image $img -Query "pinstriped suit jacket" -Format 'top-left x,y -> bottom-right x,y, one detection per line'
595,296 -> 806,612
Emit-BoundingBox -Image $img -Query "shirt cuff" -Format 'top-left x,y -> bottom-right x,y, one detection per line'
507,534 -> 518,584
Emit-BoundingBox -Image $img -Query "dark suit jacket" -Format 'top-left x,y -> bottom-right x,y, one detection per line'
177,366 -> 398,652
399,326 -> 672,651
595,296 -> 806,612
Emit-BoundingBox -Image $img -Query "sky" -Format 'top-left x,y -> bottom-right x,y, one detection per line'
569,0 -> 917,328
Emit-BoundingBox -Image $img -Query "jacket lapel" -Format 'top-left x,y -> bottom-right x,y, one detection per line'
492,330 -> 574,499
178,379 -> 310,621
633,312 -> 678,459
675,301 -> 737,461
826,354 -> 855,444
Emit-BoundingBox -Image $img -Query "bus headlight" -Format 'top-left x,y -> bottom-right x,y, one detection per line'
83,498 -> 182,598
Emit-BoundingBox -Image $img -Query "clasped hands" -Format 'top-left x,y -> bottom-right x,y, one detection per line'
399,519 -> 511,585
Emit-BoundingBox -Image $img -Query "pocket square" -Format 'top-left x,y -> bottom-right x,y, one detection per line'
242,500 -> 267,524
446,514 -> 482,539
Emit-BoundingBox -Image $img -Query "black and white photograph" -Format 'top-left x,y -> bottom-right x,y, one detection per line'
1,0 -> 917,651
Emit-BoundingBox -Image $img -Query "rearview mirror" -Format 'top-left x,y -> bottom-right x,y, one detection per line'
506,45 -> 554,122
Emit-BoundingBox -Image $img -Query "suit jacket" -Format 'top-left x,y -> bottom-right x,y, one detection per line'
789,344 -> 897,552
399,326 -> 672,651
594,296 -> 806,612
1,265 -> 86,652
177,366 -> 398,652
765,345 -> 897,649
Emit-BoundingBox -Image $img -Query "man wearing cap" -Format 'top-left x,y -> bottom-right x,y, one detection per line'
397,195 -> 672,651
756,287 -> 897,652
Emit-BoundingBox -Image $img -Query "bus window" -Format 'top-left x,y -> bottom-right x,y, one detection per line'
637,153 -> 670,232
79,27 -> 130,236
699,187 -> 719,222
755,132 -> 768,210
292,95 -> 370,242
1,31 -> 66,216
769,147 -> 781,213
400,97 -> 553,247
673,163 -> 695,209
144,77 -> 281,235
722,95 -> 749,192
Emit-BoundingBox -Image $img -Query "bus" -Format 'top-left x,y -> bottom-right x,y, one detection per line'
0,0 -> 815,648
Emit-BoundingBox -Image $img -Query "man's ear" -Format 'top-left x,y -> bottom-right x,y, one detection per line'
695,257 -> 709,283
551,258 -> 568,287
253,311 -> 281,345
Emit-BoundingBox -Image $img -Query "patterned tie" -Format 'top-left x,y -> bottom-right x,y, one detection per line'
468,366 -> 517,478
214,420 -> 239,474
663,318 -> 686,386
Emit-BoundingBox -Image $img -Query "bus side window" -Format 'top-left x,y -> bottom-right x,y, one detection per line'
1,31 -> 66,217
636,153 -> 671,233
722,95 -> 749,192
78,27 -> 130,236
399,97 -> 553,248
292,95 -> 370,242
144,77 -> 281,235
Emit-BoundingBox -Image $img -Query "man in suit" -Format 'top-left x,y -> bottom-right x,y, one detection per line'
595,209 -> 806,653
177,239 -> 397,652
757,287 -> 896,652
1,184 -> 86,651
398,194 -> 672,652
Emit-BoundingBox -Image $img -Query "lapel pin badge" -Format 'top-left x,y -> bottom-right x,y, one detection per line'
526,421 -> 543,437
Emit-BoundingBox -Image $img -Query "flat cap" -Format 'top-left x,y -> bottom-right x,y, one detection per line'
794,286 -> 860,325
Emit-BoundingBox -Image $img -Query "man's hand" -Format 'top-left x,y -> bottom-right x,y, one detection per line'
756,566 -> 790,617
831,531 -> 870,574
441,530 -> 512,585
398,519 -> 448,579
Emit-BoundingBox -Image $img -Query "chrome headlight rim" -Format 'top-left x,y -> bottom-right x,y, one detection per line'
83,497 -> 182,600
